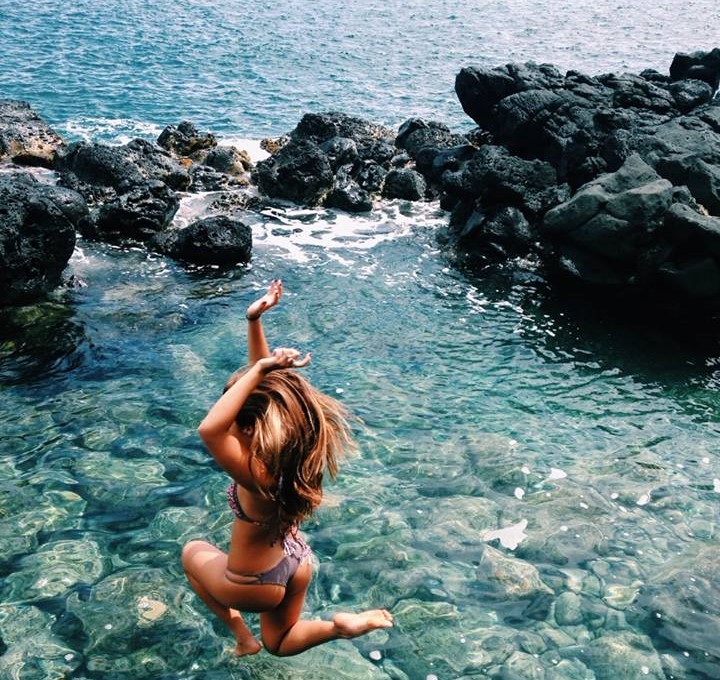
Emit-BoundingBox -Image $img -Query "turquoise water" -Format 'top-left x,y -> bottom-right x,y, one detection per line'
2,1 -> 720,678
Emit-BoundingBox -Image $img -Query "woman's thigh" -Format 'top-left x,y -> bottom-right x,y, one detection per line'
182,540 -> 285,611
259,560 -> 313,647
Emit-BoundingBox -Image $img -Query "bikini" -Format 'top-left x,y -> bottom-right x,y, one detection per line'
225,482 -> 311,587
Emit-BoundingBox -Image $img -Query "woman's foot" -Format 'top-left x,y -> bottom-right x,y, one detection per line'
229,615 -> 262,657
332,610 -> 394,639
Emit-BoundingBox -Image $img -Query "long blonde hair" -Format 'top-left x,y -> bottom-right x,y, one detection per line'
225,367 -> 355,535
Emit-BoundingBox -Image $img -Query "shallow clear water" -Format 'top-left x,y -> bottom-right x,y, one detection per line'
2,1 -> 720,678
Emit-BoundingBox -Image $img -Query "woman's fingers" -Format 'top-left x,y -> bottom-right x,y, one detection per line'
271,348 -> 311,368
293,353 -> 312,367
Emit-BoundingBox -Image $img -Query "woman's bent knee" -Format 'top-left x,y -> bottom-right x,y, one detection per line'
181,540 -> 213,572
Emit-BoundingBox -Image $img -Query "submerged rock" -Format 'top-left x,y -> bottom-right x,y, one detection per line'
0,99 -> 65,167
0,174 -> 81,305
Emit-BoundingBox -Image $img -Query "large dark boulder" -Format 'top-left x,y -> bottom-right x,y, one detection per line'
324,169 -> 373,212
395,119 -> 468,158
291,112 -> 394,148
0,100 -> 65,168
157,121 -> 216,157
153,215 -> 251,265
669,48 -> 720,90
253,139 -> 334,205
542,154 -> 720,304
188,165 -> 249,192
0,174 -> 82,305
446,145 -> 569,218
55,139 -> 191,201
382,168 -> 427,201
203,146 -> 252,175
90,181 -> 179,243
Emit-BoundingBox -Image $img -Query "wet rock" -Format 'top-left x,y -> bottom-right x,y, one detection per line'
253,138 -> 334,205
669,47 -> 720,89
0,173 -> 79,305
449,144 -> 568,218
668,79 -> 715,113
157,120 -> 216,157
415,143 -> 476,182
153,215 -> 252,265
91,180 -> 179,243
319,136 -> 359,171
56,138 -> 190,201
355,161 -> 387,193
291,111 -> 394,148
382,168 -> 427,200
396,118 -> 468,158
0,99 -> 65,167
655,152 -> 720,215
325,178 -> 373,213
202,145 -> 252,174
187,164 -> 249,192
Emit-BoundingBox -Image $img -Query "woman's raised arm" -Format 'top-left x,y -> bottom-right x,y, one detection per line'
245,279 -> 282,364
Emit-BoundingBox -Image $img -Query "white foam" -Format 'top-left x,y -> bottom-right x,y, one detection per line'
514,487 -> 525,500
171,193 -> 446,264
713,479 -> 720,493
222,137 -> 271,163
548,467 -> 567,480
483,519 -> 528,550
61,117 -> 164,144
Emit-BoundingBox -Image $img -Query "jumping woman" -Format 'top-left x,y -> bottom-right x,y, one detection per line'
182,280 -> 393,656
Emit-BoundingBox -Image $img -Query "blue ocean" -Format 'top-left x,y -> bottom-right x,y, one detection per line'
1,1 -> 720,678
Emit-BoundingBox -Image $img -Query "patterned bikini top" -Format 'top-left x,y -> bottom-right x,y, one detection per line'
226,482 -> 274,528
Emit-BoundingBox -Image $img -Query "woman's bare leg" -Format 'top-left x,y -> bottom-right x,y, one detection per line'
181,540 -> 262,656
260,562 -> 394,657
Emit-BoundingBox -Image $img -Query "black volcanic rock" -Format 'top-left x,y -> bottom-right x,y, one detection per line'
91,181 -> 179,243
253,139 -> 334,205
0,174 -> 82,305
56,138 -> 191,200
0,100 -> 65,167
153,215 -> 251,265
157,121 -> 217,157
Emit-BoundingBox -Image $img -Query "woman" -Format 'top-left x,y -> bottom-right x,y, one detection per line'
182,280 -> 393,657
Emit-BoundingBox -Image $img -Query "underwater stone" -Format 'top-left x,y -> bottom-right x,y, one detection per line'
5,538 -> 107,600
574,632 -> 664,680
554,591 -> 584,626
499,650 -> 546,679
476,545 -> 554,601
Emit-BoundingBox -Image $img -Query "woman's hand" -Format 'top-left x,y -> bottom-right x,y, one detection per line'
246,279 -> 283,321
257,347 -> 311,373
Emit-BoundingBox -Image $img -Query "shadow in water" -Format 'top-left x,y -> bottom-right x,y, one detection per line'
458,258 -> 720,395
0,301 -> 86,386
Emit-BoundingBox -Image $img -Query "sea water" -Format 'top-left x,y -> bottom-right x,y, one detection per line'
1,1 -> 720,678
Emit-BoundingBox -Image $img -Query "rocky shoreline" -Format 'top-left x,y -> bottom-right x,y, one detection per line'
1,48 -> 719,315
